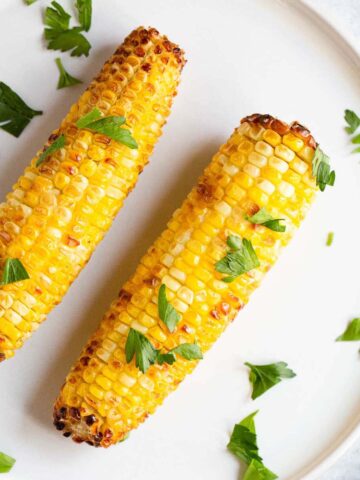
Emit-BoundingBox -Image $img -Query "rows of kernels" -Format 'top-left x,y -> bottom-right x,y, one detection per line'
0,28 -> 184,360
54,120 -> 318,445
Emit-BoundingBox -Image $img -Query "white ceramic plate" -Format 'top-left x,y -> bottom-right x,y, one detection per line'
0,1 -> 359,479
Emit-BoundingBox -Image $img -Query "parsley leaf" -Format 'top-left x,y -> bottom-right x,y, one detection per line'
326,231 -> 334,247
0,451 -> 16,474
76,0 -> 92,32
243,459 -> 278,480
0,82 -> 42,137
156,351 -> 176,365
1,259 -> 30,286
245,208 -> 286,232
344,109 -> 360,134
336,318 -> 360,342
245,362 -> 296,400
47,28 -> 91,57
158,284 -> 180,332
215,236 -> 260,282
171,343 -> 203,360
227,411 -> 262,464
55,58 -> 82,89
76,108 -> 138,148
312,147 -> 335,192
44,1 -> 71,39
125,328 -> 158,374
36,134 -> 65,166
25,0 -> 38,4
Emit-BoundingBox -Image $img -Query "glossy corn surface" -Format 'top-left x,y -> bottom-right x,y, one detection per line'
54,114 -> 318,446
0,27 -> 185,362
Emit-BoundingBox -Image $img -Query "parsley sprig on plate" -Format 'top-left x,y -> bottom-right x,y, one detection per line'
76,108 -> 138,148
336,318 -> 360,342
228,411 -> 277,479
0,82 -> 42,137
245,362 -> 296,400
0,451 -> 16,474
215,235 -> 260,283
1,259 -> 30,286
44,1 -> 92,57
245,208 -> 286,232
312,146 -> 335,192
344,109 -> 360,153
55,58 -> 82,89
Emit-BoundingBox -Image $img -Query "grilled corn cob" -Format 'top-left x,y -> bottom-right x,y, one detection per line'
0,27 -> 185,362
54,114 -> 319,446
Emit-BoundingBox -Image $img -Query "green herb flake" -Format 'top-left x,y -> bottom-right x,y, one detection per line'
326,232 -> 334,247
55,58 -> 82,89
25,0 -> 38,4
170,343 -> 203,361
344,109 -> 360,135
245,361 -> 296,400
125,328 -> 158,374
245,208 -> 286,232
336,318 -> 360,342
44,1 -> 71,38
312,147 -> 335,192
0,451 -> 16,474
76,0 -> 92,32
215,236 -> 260,283
76,108 -> 138,148
158,284 -> 181,332
243,459 -> 278,480
1,259 -> 30,286
0,82 -> 42,137
227,411 -> 262,464
36,134 -> 65,167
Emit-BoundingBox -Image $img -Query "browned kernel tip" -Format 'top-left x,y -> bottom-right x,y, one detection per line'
63,432 -> 72,438
0,352 -> 6,363
85,414 -> 97,426
54,420 -> 66,431
69,407 -> 81,420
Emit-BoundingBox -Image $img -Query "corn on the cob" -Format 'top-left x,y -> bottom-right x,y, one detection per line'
54,114 -> 319,446
0,27 -> 185,362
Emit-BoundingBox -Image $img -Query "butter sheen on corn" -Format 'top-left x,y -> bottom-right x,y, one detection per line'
54,114 -> 319,447
0,27 -> 185,362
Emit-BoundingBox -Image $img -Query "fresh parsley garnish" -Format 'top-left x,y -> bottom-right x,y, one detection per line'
245,208 -> 286,232
215,235 -> 260,282
36,134 -> 65,166
243,459 -> 278,480
25,0 -> 37,4
344,109 -> 360,134
125,329 -> 202,373
44,1 -> 91,57
76,108 -> 138,148
158,284 -> 180,332
76,0 -> 92,32
326,231 -> 334,247
0,451 -> 16,474
0,82 -> 42,137
336,318 -> 360,342
1,259 -> 30,286
55,58 -> 82,89
228,412 -> 277,479
245,362 -> 296,400
312,147 -> 335,192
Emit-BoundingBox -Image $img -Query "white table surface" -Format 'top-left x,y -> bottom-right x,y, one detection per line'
311,2 -> 360,479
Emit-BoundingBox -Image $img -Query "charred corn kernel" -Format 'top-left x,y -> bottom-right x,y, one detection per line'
54,114 -> 319,447
0,27 -> 185,362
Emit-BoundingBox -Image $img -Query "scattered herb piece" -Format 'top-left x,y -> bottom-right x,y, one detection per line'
0,451 -> 16,474
245,208 -> 286,232
76,0 -> 92,32
326,232 -> 334,247
215,236 -> 259,282
0,82 -> 42,137
243,459 -> 278,480
245,362 -> 296,400
76,108 -> 138,148
25,0 -> 38,4
227,411 -> 262,464
344,109 -> 360,135
312,146 -> 335,192
44,1 -> 71,39
36,134 -> 65,166
1,259 -> 30,286
336,318 -> 360,342
158,284 -> 180,332
55,58 -> 82,89
125,328 -> 158,374
170,343 -> 203,361
156,351 -> 177,366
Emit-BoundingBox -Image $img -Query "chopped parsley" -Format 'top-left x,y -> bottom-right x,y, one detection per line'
336,318 -> 360,342
76,0 -> 92,32
0,82 -> 42,137
1,259 -> 30,286
55,58 -> 82,89
326,232 -> 334,247
243,459 -> 278,480
157,343 -> 203,365
245,362 -> 296,400
245,208 -> 286,232
344,109 -> 360,134
25,0 -> 38,4
76,108 -> 138,148
0,451 -> 16,474
312,147 -> 335,192
44,1 -> 91,57
215,235 -> 260,282
36,134 -> 65,166
158,284 -> 180,332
